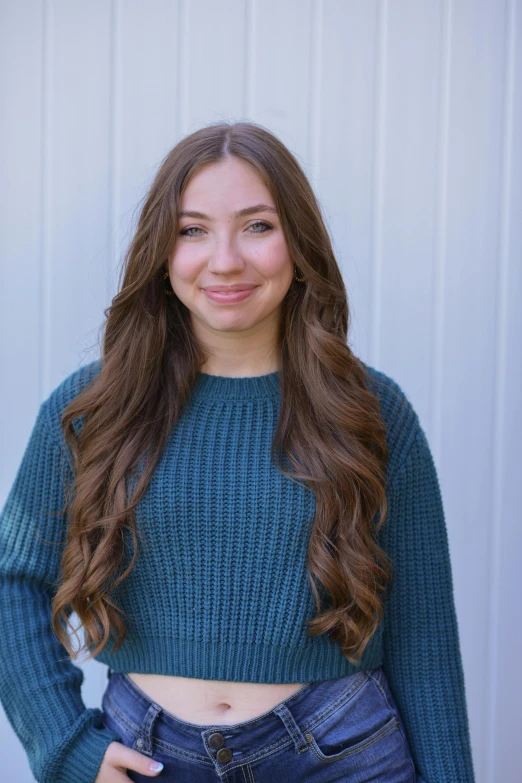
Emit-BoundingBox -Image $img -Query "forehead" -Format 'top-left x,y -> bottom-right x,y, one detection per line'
180,158 -> 274,211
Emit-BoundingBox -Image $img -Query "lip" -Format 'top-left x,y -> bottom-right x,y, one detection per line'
203,285 -> 258,292
202,287 -> 258,304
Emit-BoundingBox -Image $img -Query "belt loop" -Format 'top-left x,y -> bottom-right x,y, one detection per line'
272,702 -> 309,753
134,702 -> 162,757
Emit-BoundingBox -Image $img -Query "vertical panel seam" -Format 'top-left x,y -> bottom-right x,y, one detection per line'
242,0 -> 253,118
432,0 -> 452,464
108,0 -> 120,305
178,0 -> 188,136
486,1 -> 516,780
41,0 -> 53,401
371,0 -> 388,367
308,0 -> 322,188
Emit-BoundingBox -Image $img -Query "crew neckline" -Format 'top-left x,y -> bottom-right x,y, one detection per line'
192,370 -> 281,401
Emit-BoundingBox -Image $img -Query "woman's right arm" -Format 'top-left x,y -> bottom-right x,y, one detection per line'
0,401 -> 123,783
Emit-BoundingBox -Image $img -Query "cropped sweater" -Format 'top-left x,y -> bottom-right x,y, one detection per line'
0,359 -> 475,783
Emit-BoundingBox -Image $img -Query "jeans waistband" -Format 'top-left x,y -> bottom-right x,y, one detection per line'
103,667 -> 376,761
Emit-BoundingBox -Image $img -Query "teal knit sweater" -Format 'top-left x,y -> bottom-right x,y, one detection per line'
0,359 -> 475,783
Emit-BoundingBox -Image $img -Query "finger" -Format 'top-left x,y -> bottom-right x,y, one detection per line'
107,743 -> 164,777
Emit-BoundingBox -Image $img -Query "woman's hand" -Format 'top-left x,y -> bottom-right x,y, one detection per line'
94,741 -> 164,781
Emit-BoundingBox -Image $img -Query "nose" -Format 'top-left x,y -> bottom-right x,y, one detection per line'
206,234 -> 246,275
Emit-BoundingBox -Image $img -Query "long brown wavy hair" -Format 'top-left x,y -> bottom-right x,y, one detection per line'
51,120 -> 393,666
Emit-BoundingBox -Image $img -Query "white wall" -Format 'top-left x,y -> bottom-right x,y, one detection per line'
1,1 -> 520,781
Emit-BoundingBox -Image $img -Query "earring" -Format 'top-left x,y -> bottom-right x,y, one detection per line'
164,270 -> 174,295
293,265 -> 306,283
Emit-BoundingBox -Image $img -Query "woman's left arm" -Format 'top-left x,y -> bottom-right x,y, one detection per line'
379,424 -> 476,783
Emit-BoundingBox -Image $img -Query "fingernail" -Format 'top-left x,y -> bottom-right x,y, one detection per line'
149,761 -> 164,772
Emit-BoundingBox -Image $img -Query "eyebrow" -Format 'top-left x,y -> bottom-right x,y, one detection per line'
178,203 -> 278,220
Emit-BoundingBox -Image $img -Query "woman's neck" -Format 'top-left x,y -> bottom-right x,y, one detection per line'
199,355 -> 281,378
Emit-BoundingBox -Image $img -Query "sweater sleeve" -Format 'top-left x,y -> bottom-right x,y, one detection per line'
379,425 -> 475,783
0,402 -> 121,783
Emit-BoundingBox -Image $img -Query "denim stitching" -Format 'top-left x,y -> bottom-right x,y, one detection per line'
107,680 -> 282,772
107,672 -> 374,773
134,703 -> 161,756
203,674 -> 371,773
214,738 -> 295,773
368,669 -> 388,702
106,691 -> 212,765
154,673 -> 370,771
272,703 -> 308,752
367,671 -> 417,779
221,735 -> 292,768
240,763 -> 254,783
105,692 -> 141,735
212,684 -> 360,775
306,714 -> 399,764
299,672 -> 370,734
150,737 -> 214,765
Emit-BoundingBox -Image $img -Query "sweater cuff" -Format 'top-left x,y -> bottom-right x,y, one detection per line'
43,708 -> 121,783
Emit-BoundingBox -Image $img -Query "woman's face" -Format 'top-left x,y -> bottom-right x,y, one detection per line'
167,156 -> 294,344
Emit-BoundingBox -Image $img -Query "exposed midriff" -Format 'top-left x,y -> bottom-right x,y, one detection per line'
126,673 -> 309,726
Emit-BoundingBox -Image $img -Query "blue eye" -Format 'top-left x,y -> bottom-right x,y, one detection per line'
179,221 -> 273,237
249,220 -> 272,233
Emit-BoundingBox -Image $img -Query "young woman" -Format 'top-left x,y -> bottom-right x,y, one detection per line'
0,122 -> 475,783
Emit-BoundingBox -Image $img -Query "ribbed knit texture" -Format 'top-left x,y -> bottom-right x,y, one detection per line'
0,359 -> 475,782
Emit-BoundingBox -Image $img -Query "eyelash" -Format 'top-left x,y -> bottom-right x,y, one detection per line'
179,220 -> 273,237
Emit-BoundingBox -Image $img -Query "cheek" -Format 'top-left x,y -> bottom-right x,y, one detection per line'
252,235 -> 293,276
169,248 -> 201,283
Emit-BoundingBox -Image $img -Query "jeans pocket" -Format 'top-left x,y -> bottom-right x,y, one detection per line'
304,670 -> 400,765
306,713 -> 399,763
367,668 -> 417,778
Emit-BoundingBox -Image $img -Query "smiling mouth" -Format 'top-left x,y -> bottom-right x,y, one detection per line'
202,285 -> 258,292
202,287 -> 258,303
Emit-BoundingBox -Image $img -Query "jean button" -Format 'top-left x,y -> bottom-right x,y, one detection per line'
216,747 -> 232,763
136,737 -> 144,749
208,732 -> 226,749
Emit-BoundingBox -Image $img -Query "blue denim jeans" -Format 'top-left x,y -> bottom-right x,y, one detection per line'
101,666 -> 416,782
